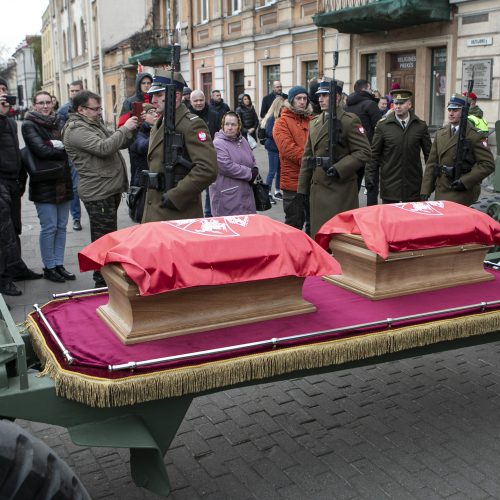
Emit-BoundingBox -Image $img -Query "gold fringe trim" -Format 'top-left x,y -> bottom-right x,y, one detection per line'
26,310 -> 500,408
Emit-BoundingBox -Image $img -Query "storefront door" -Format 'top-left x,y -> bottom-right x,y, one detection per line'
388,52 -> 416,97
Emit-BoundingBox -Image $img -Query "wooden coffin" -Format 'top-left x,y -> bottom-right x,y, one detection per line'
97,264 -> 316,344
323,233 -> 493,300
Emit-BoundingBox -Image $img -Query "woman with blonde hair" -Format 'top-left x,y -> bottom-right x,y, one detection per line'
260,96 -> 284,202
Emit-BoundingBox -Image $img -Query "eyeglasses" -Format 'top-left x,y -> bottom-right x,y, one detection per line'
35,101 -> 52,106
83,105 -> 103,112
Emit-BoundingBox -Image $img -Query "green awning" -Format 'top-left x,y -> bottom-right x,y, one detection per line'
313,0 -> 451,34
128,47 -> 172,66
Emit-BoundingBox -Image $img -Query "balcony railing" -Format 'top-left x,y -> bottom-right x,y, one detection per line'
130,29 -> 170,55
323,0 -> 379,10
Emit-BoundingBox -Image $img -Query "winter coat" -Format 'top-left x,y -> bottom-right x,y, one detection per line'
0,114 -> 21,180
189,104 -> 220,138
142,103 -> 218,222
365,111 -> 431,202
264,116 -> 278,153
236,94 -> 259,139
21,112 -> 73,204
120,72 -> 153,116
210,131 -> 257,216
56,100 -> 72,126
128,121 -> 152,186
260,91 -> 288,119
62,113 -> 133,202
345,91 -> 381,143
421,121 -> 495,206
209,99 -> 230,125
298,107 -> 372,236
273,102 -> 314,192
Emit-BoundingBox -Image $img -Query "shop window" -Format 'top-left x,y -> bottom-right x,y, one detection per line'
365,53 -> 377,90
265,65 -> 280,94
429,47 -> 447,128
304,61 -> 319,87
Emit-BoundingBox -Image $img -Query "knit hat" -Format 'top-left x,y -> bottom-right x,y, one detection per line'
287,86 -> 308,104
0,77 -> 8,89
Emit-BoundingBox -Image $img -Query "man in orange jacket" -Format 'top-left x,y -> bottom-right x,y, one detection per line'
273,86 -> 314,234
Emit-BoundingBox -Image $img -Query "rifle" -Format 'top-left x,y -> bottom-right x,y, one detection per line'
162,44 -> 192,192
309,48 -> 342,176
452,70 -> 475,181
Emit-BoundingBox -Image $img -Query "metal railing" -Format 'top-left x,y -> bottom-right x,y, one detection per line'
323,0 -> 380,11
130,29 -> 170,54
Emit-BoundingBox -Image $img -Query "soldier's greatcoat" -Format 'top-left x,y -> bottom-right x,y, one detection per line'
366,110 -> 432,203
142,103 -> 217,222
421,121 -> 494,206
298,106 -> 371,236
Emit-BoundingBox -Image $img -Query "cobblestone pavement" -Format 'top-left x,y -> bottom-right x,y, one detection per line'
7,124 -> 500,499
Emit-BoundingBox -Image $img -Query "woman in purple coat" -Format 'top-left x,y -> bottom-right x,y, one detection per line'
210,112 -> 259,216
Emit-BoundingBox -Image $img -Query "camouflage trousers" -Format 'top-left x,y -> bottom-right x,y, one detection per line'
0,179 -> 27,286
82,193 -> 122,286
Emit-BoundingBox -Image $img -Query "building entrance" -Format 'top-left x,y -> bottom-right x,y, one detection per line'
388,51 -> 416,97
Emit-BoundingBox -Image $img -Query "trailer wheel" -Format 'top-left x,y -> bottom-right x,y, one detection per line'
0,419 -> 91,500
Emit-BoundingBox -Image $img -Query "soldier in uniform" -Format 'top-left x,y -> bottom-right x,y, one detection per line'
421,94 -> 494,206
142,70 -> 217,222
298,81 -> 371,237
365,89 -> 431,204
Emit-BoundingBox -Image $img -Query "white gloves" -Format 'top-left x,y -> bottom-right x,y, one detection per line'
50,139 -> 65,150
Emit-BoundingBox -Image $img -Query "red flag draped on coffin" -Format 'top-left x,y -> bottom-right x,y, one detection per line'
79,214 -> 340,296
315,201 -> 500,260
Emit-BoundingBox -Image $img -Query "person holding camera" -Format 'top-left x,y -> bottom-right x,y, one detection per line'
21,91 -> 75,283
63,90 -> 138,288
0,78 -> 43,297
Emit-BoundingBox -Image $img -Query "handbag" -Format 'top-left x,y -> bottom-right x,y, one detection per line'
127,185 -> 146,223
252,174 -> 272,211
257,124 -> 266,145
247,134 -> 258,150
20,146 -> 65,181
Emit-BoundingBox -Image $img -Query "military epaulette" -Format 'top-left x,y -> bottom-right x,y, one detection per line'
189,115 -> 200,121
379,116 -> 387,123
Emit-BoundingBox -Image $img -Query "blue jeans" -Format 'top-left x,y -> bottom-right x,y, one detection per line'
266,150 -> 280,192
70,164 -> 81,221
35,201 -> 71,269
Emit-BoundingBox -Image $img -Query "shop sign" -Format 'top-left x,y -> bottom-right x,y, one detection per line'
462,59 -> 492,99
391,53 -> 416,71
466,37 -> 493,47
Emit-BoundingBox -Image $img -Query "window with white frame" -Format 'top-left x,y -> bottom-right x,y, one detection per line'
228,0 -> 241,15
200,0 -> 209,23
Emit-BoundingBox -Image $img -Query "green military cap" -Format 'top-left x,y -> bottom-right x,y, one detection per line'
390,89 -> 412,104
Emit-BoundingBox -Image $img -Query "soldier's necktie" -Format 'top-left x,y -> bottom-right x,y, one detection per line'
452,126 -> 457,135
401,120 -> 406,129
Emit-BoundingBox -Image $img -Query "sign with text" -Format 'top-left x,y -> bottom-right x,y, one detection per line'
462,59 -> 492,99
391,52 -> 416,71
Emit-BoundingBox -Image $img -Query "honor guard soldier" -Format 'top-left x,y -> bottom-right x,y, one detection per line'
365,89 -> 431,204
421,94 -> 494,206
298,81 -> 371,237
142,70 -> 217,222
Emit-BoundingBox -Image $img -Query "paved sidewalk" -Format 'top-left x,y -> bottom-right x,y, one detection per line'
8,129 -> 500,499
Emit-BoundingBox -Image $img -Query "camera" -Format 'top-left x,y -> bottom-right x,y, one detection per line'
3,95 -> 16,106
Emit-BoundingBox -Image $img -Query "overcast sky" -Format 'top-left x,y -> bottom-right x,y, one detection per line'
0,0 -> 48,60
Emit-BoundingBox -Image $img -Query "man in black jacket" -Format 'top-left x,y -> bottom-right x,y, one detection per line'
345,79 -> 382,204
260,81 -> 287,119
190,90 -> 220,138
209,90 -> 230,126
0,78 -> 42,296
189,89 -> 220,217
